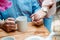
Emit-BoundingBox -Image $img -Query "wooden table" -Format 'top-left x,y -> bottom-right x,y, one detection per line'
0,22 -> 55,40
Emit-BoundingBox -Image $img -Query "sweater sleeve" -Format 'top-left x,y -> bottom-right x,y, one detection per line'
32,0 -> 41,13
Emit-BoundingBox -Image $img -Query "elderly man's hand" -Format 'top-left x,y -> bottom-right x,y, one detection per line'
31,10 -> 46,25
3,18 -> 16,32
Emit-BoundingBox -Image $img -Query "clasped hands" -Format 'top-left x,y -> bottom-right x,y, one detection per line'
31,10 -> 47,25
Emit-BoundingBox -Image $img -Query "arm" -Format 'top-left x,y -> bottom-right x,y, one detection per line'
31,0 -> 47,21
31,0 -> 56,25
31,0 -> 44,25
42,0 -> 54,9
42,0 -> 56,17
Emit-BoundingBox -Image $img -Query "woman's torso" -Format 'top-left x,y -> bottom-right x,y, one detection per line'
0,0 -> 41,22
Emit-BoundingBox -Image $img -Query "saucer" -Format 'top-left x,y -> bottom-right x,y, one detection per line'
24,35 -> 45,40
1,36 -> 15,40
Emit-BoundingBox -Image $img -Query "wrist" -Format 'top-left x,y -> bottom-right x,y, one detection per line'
41,6 -> 49,13
40,7 -> 49,17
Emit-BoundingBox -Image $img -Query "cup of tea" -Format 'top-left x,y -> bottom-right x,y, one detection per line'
16,16 -> 28,32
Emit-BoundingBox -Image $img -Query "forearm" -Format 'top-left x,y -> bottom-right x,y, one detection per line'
41,0 -> 55,12
41,0 -> 56,17
42,0 -> 54,8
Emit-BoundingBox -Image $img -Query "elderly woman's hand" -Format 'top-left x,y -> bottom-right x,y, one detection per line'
32,18 -> 43,26
31,10 -> 46,21
31,10 -> 46,26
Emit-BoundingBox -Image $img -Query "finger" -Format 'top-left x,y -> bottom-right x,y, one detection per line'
6,24 -> 9,27
34,15 -> 40,21
10,25 -> 15,28
7,18 -> 15,21
32,20 -> 37,24
36,19 -> 43,25
37,19 -> 43,23
5,18 -> 15,23
30,14 -> 35,18
5,20 -> 15,24
32,16 -> 34,21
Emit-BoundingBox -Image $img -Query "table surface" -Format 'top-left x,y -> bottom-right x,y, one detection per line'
0,22 -> 55,40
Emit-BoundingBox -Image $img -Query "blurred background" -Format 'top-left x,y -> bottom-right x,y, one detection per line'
51,0 -> 60,32
53,0 -> 60,20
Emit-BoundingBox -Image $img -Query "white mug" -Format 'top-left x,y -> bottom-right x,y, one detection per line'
16,16 -> 28,32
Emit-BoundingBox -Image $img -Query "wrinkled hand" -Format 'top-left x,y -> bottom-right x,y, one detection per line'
31,10 -> 46,21
32,18 -> 43,26
3,18 -> 16,31
31,10 -> 46,25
